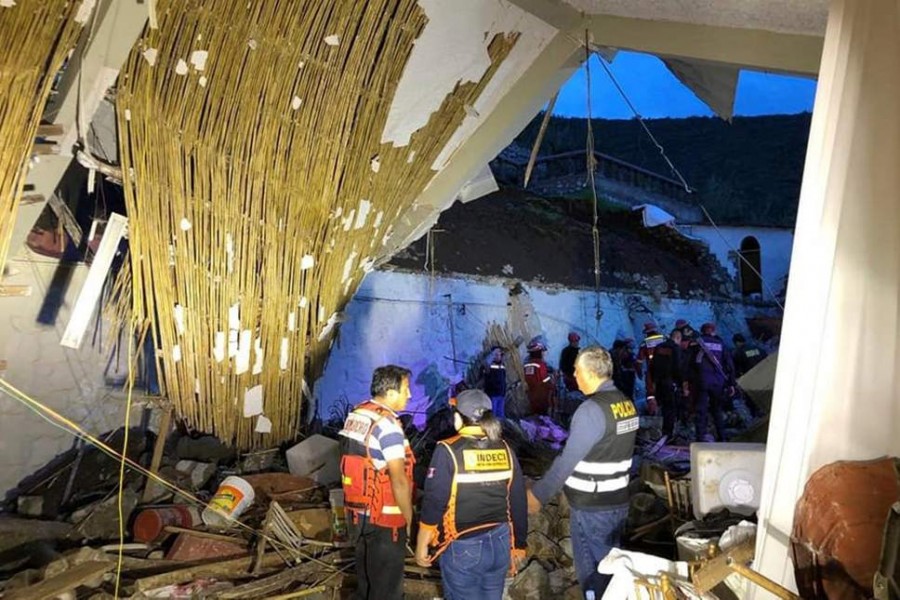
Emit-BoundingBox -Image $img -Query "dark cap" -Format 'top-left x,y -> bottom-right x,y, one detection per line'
455,389 -> 492,420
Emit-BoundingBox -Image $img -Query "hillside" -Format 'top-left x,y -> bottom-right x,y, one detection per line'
509,113 -> 811,227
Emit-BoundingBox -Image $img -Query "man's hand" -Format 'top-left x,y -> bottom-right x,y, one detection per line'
526,488 -> 542,515
415,548 -> 433,568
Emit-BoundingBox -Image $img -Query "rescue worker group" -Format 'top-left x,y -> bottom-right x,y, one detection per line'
338,321 -> 768,600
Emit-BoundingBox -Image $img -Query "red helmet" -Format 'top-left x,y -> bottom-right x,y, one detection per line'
568,332 -> 581,343
526,340 -> 546,352
643,322 -> 658,333
700,322 -> 717,335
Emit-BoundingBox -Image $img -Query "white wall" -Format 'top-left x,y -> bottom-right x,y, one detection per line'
684,225 -> 794,301
314,269 -> 771,425
0,251 -> 138,495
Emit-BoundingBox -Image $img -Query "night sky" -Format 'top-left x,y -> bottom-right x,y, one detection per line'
554,51 -> 818,119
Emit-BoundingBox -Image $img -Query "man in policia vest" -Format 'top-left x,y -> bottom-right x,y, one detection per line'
339,365 -> 415,600
527,346 -> 638,597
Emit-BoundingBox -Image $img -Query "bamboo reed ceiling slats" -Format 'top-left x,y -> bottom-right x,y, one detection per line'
0,1 -> 86,274
117,0 -> 518,448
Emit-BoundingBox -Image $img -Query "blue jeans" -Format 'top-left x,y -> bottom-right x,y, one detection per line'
490,395 -> 506,419
440,522 -> 510,600
570,506 -> 629,596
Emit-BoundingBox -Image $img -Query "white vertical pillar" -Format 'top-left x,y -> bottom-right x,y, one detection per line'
753,0 -> 900,595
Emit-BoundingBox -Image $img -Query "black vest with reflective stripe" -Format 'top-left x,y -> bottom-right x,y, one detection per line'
441,433 -> 513,533
564,386 -> 638,509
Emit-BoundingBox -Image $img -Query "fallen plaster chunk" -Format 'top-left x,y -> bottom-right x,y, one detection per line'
198,75 -> 208,88
463,104 -> 480,118
342,209 -> 356,232
179,217 -> 192,231
228,302 -> 240,330
298,60 -> 305,69
248,39 -> 258,50
407,150 -> 416,164
342,252 -> 358,283
287,311 -> 296,332
190,50 -> 208,71
370,156 -> 380,173
373,210 -> 384,229
299,296 -> 309,309
225,233 -> 234,273
360,257 -> 375,273
235,329 -> 251,374
291,96 -> 303,110
300,254 -> 315,270
243,385 -> 263,417
324,34 -> 340,46
142,48 -> 158,66
124,109 -> 132,121
74,0 -> 96,24
172,344 -> 182,363
175,59 -> 189,76
255,415 -> 272,434
318,314 -> 339,342
0,1 -> 16,8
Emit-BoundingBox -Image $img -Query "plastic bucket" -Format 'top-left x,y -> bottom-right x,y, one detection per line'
202,476 -> 255,528
133,505 -> 200,542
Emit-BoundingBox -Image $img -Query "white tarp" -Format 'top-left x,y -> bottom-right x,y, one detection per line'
662,58 -> 740,122
633,204 -> 676,228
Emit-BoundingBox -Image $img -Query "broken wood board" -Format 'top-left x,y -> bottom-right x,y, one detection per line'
0,285 -> 32,297
134,552 -> 284,592
691,539 -> 756,593
219,550 -> 341,599
5,560 -> 113,600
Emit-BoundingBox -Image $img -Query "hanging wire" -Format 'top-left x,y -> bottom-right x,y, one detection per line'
590,49 -> 785,311
584,32 -> 603,321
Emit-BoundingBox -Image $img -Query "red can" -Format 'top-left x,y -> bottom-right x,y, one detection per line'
133,505 -> 200,543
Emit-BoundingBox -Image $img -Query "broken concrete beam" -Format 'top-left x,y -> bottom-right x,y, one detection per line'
174,460 -> 217,490
286,435 -> 341,485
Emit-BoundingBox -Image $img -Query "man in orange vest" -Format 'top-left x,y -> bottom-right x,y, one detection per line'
339,365 -> 415,600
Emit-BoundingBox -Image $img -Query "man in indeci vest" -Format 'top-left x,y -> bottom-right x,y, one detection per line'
339,365 -> 415,600
527,346 -> 639,597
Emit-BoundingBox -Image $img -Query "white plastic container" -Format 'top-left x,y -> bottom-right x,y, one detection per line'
690,442 -> 765,519
202,475 -> 255,528
286,434 -> 341,484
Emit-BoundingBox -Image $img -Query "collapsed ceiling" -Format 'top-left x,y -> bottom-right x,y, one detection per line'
0,0 -> 826,447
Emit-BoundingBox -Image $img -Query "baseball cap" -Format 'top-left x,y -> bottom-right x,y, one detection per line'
455,389 -> 492,420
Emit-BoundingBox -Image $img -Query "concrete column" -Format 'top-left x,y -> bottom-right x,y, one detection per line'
753,0 -> 900,596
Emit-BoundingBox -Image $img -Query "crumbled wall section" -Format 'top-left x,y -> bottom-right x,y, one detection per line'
116,0 -> 519,448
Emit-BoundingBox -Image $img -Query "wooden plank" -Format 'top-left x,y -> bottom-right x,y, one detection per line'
32,142 -> 60,155
37,124 -> 66,137
19,194 -> 45,206
46,193 -> 83,247
691,539 -> 756,592
0,285 -> 32,297
134,552 -> 285,592
142,406 -> 172,503
5,560 -> 113,600
218,551 -> 341,599
162,526 -> 248,546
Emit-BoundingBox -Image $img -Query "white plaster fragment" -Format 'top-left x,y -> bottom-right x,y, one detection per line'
291,96 -> 303,110
142,48 -> 158,66
248,39 -> 258,50
300,254 -> 315,270
373,211 -> 384,229
243,385 -> 263,417
354,200 -> 371,230
301,378 -> 312,400
174,303 -> 185,335
334,206 -> 343,218
342,209 -> 356,232
172,344 -> 182,363
198,76 -> 208,88
252,337 -> 263,375
463,104 -> 480,118
279,337 -> 289,370
360,257 -> 376,273
175,59 -> 189,76
225,233 -> 234,273
74,0 -> 96,24
179,217 -> 192,231
407,150 -> 416,164
299,296 -> 309,309
370,156 -> 381,173
342,251 -> 358,283
190,49 -> 208,71
318,305 -> 325,321
228,330 -> 238,358
288,311 -> 296,332
194,378 -> 201,395
0,1 -> 17,8
255,414 -> 272,433
228,302 -> 240,330
213,331 -> 226,362
235,329 -> 251,374
298,61 -> 305,69
125,109 -> 132,121
324,34 -> 340,46
317,312 -> 340,342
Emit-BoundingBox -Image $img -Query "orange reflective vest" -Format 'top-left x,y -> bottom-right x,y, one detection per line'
338,401 -> 414,530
